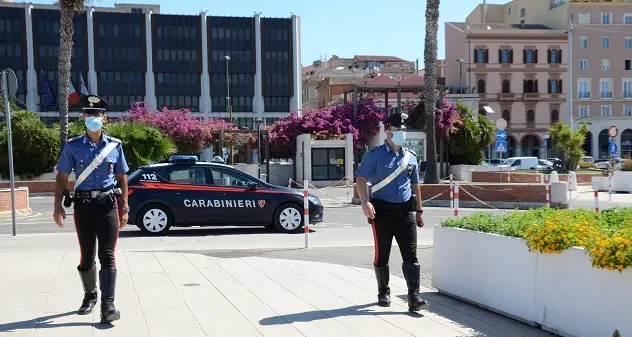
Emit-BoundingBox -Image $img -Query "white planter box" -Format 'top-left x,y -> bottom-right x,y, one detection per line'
613,171 -> 632,193
591,176 -> 607,192
432,226 -> 538,324
434,226 -> 632,337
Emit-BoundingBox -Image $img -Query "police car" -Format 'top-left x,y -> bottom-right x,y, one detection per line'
126,155 -> 324,235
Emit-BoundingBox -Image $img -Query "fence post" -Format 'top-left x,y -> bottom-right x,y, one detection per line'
545,176 -> 551,208
304,179 -> 309,248
288,178 -> 292,188
449,174 -> 454,209
454,183 -> 460,217
594,190 -> 599,213
609,171 -> 612,202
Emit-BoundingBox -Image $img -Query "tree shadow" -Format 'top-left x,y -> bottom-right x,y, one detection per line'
119,226 -> 317,238
259,303 -> 423,326
0,311 -> 93,332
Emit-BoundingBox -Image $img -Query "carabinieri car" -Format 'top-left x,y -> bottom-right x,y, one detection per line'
126,155 -> 324,235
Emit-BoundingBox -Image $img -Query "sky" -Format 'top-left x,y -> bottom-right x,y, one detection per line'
20,0 -> 509,65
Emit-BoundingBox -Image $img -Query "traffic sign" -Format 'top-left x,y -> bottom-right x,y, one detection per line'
495,141 -> 507,153
609,137 -> 614,144
495,130 -> 507,142
608,125 -> 619,138
495,118 -> 507,130
542,137 -> 548,147
609,142 -> 618,155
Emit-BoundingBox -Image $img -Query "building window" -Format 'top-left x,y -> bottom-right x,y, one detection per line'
625,14 -> 632,24
523,49 -> 537,63
602,58 -> 611,71
548,49 -> 561,64
311,148 -> 345,181
600,79 -> 613,99
625,37 -> 632,48
601,13 -> 612,24
548,79 -> 562,93
502,110 -> 511,126
477,79 -> 486,93
579,105 -> 590,117
474,48 -> 488,63
551,109 -> 559,123
523,79 -> 537,93
261,18 -> 293,112
579,59 -> 588,70
526,110 -> 535,127
580,36 -> 588,48
578,79 -> 591,99
520,7 -> 526,17
624,105 -> 632,116
508,7 -> 512,15
626,59 -> 631,71
623,79 -> 632,98
502,79 -> 510,93
602,36 -> 611,48
499,49 -> 512,64
578,12 -> 590,24
601,105 -> 612,117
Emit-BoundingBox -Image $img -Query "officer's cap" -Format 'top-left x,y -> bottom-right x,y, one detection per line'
79,95 -> 109,114
384,112 -> 409,130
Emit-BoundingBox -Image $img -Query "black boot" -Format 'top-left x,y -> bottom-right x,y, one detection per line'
77,266 -> 98,315
373,265 -> 391,307
402,263 -> 428,312
99,268 -> 121,323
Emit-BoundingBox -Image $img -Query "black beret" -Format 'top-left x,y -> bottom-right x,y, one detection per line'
384,112 -> 409,129
79,94 -> 109,113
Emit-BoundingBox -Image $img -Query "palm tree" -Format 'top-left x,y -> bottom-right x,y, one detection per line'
57,0 -> 87,151
422,0 -> 441,184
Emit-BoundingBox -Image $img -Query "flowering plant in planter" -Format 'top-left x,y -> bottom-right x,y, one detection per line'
441,207 -> 632,272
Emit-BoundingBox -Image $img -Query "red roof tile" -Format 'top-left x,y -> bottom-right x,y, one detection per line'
362,76 -> 399,86
399,75 -> 424,86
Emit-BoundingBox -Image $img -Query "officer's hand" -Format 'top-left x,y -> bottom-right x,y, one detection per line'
362,202 -> 376,219
53,206 -> 66,228
416,212 -> 425,228
118,212 -> 128,229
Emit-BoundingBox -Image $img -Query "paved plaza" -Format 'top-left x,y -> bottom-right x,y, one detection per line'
0,248 -> 556,337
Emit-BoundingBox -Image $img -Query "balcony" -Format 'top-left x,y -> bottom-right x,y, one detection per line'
600,91 -> 613,99
498,93 -> 515,102
524,93 -> 540,102
578,92 -> 590,99
623,91 -> 632,99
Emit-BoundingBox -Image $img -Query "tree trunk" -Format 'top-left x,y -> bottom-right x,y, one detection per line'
423,0 -> 441,184
58,4 -> 75,152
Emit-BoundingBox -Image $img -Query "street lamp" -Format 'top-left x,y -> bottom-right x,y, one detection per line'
456,58 -> 465,101
225,55 -> 233,163
255,117 -> 264,179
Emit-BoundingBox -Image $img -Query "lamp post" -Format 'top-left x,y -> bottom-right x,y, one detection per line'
225,55 -> 233,163
565,22 -> 574,130
255,117 -> 264,180
456,58 -> 464,101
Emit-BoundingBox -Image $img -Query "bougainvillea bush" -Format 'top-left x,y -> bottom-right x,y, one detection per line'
401,93 -> 461,138
268,96 -> 386,159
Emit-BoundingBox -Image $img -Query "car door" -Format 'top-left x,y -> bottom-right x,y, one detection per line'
208,166 -> 271,225
165,165 -> 223,224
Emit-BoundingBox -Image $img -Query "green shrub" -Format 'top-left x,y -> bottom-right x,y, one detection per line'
441,207 -> 632,272
620,160 -> 632,172
0,111 -> 60,179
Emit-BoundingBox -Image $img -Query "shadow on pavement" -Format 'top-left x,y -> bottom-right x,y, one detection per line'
0,311 -> 95,332
119,226 -> 317,238
259,303 -> 423,326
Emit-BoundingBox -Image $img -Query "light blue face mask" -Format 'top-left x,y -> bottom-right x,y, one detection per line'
85,117 -> 103,132
391,131 -> 406,146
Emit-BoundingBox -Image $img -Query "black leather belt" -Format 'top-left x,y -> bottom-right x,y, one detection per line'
74,188 -> 117,200
370,198 -> 413,212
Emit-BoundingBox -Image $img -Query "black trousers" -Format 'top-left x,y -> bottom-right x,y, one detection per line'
370,201 -> 418,267
73,196 -> 120,271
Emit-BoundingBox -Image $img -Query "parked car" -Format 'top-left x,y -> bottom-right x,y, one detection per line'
484,159 -> 504,166
502,157 -> 540,170
578,156 -> 596,169
538,159 -> 554,170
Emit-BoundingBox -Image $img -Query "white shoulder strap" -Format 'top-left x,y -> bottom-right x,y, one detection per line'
371,151 -> 413,194
74,141 -> 120,190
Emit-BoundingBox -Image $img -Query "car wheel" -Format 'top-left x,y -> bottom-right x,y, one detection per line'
137,204 -> 172,235
273,203 -> 303,234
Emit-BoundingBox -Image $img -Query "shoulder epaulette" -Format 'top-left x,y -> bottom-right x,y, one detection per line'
405,148 -> 417,156
67,136 -> 82,144
108,136 -> 122,144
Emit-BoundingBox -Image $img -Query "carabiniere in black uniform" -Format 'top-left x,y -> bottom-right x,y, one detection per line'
355,112 -> 428,312
53,94 -> 130,324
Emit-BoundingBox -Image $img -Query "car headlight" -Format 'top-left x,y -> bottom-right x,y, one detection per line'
308,195 -> 322,205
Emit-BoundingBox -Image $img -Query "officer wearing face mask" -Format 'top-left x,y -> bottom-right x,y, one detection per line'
354,112 -> 427,312
53,94 -> 129,324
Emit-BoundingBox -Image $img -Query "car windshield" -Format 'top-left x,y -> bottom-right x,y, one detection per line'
503,159 -> 515,166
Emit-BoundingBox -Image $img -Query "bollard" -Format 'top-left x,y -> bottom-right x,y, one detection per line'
449,174 -> 454,209
454,183 -> 460,217
545,177 -> 551,208
288,178 -> 292,188
594,190 -> 599,213
346,177 -> 350,202
303,179 -> 309,248
609,172 -> 612,202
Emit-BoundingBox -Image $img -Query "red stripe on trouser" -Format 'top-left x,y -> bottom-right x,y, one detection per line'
113,200 -> 121,268
73,213 -> 82,267
371,219 -> 379,266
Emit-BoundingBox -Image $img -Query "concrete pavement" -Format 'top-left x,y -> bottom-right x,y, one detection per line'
0,250 -> 556,337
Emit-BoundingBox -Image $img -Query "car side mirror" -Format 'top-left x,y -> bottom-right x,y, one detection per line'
246,182 -> 258,190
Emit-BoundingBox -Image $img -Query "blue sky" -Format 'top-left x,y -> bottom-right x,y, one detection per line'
23,0 -> 508,65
